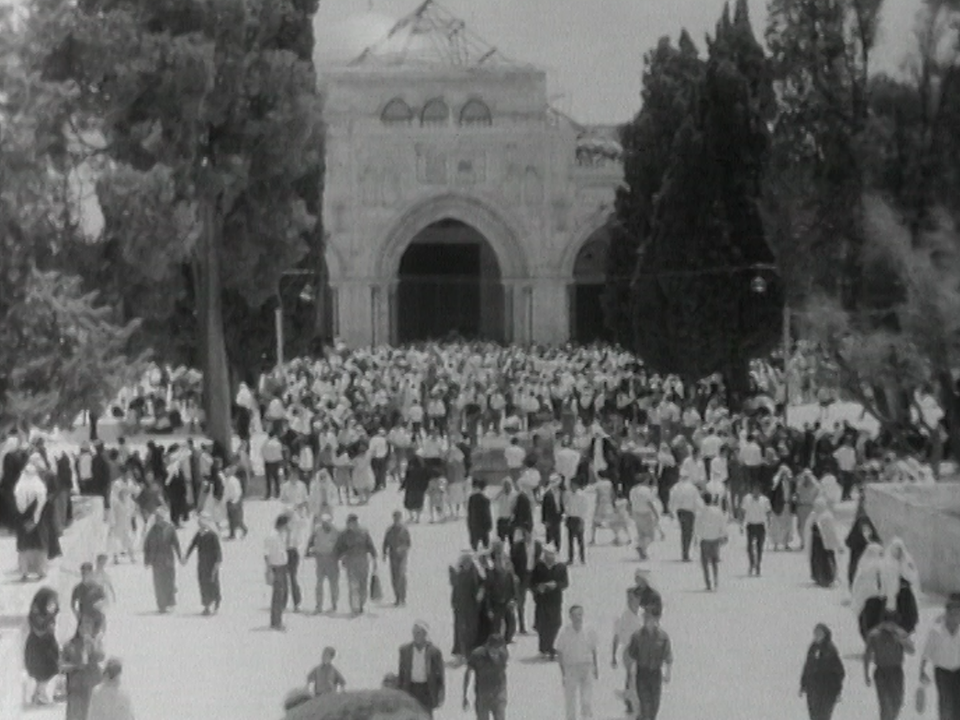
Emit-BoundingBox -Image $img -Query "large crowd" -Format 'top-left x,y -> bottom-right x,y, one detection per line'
1,341 -> 958,720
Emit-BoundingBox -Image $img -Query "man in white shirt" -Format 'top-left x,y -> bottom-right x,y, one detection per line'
504,439 -> 526,482
556,605 -> 599,720
738,435 -> 764,491
555,438 -> 582,485
920,593 -> 960,718
261,434 -> 285,500
264,514 -> 290,630
279,473 -> 308,510
611,591 -> 643,715
833,439 -> 858,501
740,485 -> 771,576
369,429 -> 389,491
223,469 -> 247,540
564,484 -> 589,565
699,426 -> 723,480
694,494 -> 728,592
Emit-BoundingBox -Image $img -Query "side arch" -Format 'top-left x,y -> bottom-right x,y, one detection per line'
559,208 -> 614,279
374,192 -> 530,281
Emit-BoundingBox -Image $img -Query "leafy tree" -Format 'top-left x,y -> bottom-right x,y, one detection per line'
0,6 -> 142,433
606,31 -> 704,344
619,2 -> 782,404
22,0 -> 325,449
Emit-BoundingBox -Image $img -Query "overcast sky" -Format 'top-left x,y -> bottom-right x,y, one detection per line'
314,0 -> 922,124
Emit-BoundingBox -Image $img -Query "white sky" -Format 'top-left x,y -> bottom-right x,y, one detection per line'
314,0 -> 924,123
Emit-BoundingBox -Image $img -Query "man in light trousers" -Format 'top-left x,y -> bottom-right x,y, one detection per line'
556,604 -> 599,720
309,512 -> 341,613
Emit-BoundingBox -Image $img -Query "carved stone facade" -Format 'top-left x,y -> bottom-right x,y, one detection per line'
320,61 -> 621,346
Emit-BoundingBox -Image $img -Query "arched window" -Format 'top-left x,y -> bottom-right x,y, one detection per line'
381,98 -> 413,125
420,98 -> 450,126
459,98 -> 492,127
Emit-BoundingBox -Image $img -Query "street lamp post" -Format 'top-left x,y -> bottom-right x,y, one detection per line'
275,269 -> 317,369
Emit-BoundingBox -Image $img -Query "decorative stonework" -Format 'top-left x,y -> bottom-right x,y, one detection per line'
416,145 -> 448,185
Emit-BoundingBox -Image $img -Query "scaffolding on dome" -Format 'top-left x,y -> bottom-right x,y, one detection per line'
349,0 -> 524,68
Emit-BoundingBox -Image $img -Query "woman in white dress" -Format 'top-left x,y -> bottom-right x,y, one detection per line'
108,475 -> 139,563
350,441 -> 375,505
444,443 -> 467,518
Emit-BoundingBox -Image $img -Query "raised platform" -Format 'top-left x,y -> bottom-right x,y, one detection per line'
865,482 -> 960,596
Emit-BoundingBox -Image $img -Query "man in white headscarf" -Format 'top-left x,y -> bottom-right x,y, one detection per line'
15,456 -> 50,580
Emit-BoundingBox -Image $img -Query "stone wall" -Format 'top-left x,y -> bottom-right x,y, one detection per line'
864,482 -> 960,596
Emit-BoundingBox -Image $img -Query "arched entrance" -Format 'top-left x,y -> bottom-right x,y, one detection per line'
570,229 -> 611,343
397,219 -> 505,342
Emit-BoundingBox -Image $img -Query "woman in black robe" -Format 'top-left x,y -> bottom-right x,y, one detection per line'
530,546 -> 569,658
401,456 -> 429,523
24,587 -> 61,705
799,623 -> 845,720
183,514 -> 223,615
449,553 -> 483,660
844,513 -> 880,589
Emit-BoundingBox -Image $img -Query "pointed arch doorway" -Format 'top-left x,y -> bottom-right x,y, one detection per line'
396,219 -> 505,342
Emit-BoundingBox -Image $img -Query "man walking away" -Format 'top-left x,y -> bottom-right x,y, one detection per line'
920,593 -> 960,720
612,590 -> 643,716
628,606 -> 673,720
563,483 -> 588,566
740,484 -> 771,576
865,609 -> 914,720
463,632 -> 509,720
467,479 -> 492,551
694,493 -> 727,591
262,434 -> 284,500
530,545 -> 569,658
668,476 -> 701,562
509,528 -> 541,636
556,605 -> 599,720
398,621 -> 445,718
264,514 -> 290,630
308,512 -> 341,614
541,475 -> 565,550
223,466 -> 247,540
383,510 -> 412,606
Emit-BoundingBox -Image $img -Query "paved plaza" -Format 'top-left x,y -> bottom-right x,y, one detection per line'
1,477 -> 945,720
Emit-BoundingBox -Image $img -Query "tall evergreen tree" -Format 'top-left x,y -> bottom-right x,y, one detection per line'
628,3 -> 782,403
23,0 -> 325,448
606,31 -> 704,343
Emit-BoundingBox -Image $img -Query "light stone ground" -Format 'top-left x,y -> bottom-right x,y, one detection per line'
2,479 -> 942,720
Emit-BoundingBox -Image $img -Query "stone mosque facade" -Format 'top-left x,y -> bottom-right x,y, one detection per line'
320,1 -> 622,347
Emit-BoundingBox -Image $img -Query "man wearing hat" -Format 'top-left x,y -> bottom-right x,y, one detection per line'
398,621 -> 445,718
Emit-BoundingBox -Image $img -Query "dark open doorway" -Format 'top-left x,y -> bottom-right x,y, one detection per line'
570,232 -> 611,344
397,219 -> 505,343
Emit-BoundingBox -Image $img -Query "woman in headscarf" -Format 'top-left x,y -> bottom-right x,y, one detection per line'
182,513 -> 223,615
24,587 -> 61,705
794,470 -> 821,550
881,537 -> 920,634
804,497 -> 842,587
768,463 -> 795,551
851,543 -> 887,640
61,613 -> 104,720
799,623 -> 845,720
107,472 -> 139,563
15,457 -> 50,581
818,472 -> 843,510
844,512 -> 881,589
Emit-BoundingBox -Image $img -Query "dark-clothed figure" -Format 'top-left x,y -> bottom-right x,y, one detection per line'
183,513 -> 223,615
509,528 -> 541,635
463,633 -> 509,720
451,552 -> 484,660
24,587 -> 60,706
71,562 -> 106,636
865,610 -> 915,720
334,514 -> 378,615
383,510 -> 412,606
143,507 -> 182,613
308,513 -> 340,613
846,513 -> 881,589
530,546 -> 569,657
541,477 -> 565,550
481,544 -> 517,645
61,615 -> 104,720
467,480 -> 493,551
800,623 -> 845,720
398,621 -> 445,718
627,607 -> 673,720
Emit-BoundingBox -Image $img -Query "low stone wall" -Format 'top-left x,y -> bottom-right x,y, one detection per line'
865,482 -> 960,596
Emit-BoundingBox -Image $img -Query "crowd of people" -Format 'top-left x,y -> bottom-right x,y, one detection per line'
1,341 -> 958,720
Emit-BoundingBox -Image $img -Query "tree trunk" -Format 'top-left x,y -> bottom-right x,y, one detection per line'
88,411 -> 99,442
939,372 -> 960,474
198,197 -> 232,453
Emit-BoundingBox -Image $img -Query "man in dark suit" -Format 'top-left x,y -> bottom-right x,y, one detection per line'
398,621 -> 445,718
540,475 -> 564,549
509,528 -> 542,636
467,479 -> 492,551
